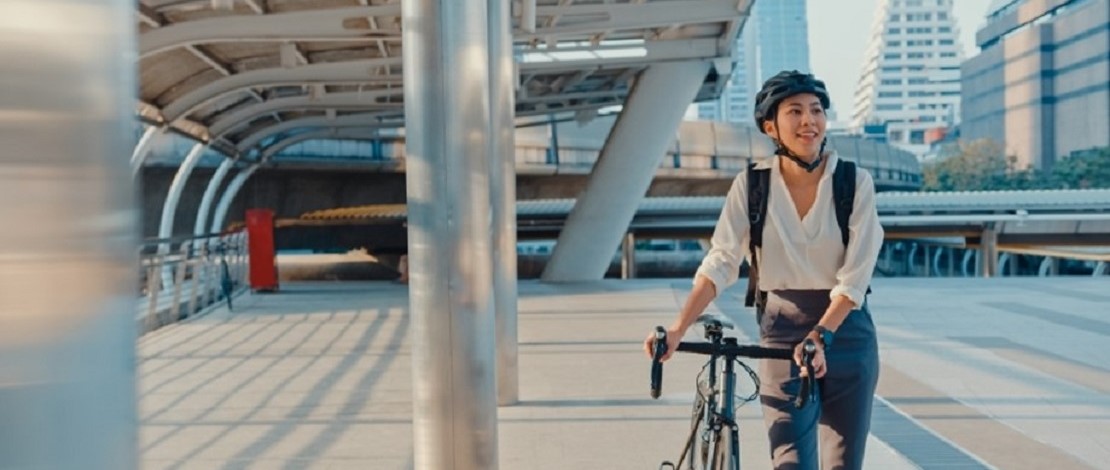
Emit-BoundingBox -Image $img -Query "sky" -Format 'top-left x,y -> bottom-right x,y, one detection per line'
807,0 -> 995,123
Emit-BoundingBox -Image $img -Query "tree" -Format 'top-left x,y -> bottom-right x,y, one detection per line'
922,140 -> 1110,191
1047,147 -> 1110,189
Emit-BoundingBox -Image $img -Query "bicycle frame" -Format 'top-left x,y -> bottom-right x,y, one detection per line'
650,316 -> 808,470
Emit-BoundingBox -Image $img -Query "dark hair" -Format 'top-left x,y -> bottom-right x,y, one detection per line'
753,70 -> 831,133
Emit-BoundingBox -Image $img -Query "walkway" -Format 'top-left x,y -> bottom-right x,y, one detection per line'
138,277 -> 1110,469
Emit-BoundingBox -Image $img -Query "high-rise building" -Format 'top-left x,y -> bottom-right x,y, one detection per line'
695,0 -> 811,125
852,0 -> 964,157
962,0 -> 1109,169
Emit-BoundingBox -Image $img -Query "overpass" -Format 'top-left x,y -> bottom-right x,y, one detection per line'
7,1 -> 1107,469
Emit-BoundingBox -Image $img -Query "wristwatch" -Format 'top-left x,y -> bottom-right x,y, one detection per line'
813,325 -> 834,351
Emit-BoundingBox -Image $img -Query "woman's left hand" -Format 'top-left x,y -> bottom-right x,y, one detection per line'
793,333 -> 827,379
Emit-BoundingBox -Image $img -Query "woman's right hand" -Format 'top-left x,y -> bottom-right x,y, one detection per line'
643,325 -> 684,362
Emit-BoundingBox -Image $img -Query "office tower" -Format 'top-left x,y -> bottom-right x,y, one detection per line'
695,0 -> 811,124
962,0 -> 1109,169
852,0 -> 964,157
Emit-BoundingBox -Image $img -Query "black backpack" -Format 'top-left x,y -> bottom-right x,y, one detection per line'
743,160 -> 861,308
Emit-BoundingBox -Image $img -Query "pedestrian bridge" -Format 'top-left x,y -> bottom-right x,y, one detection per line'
137,278 -> 1110,469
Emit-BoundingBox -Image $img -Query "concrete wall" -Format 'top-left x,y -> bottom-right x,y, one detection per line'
140,168 -> 735,239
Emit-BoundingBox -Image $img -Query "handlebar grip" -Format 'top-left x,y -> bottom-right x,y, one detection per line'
650,326 -> 667,399
794,339 -> 817,409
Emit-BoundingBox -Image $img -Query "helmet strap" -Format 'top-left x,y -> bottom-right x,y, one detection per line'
772,127 -> 826,173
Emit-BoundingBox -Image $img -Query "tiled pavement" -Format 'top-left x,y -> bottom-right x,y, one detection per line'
138,277 -> 1109,469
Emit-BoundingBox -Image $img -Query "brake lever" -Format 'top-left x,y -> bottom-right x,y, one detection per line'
794,339 -> 817,409
650,326 -> 667,399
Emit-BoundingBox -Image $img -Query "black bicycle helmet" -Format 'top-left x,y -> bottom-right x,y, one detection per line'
752,70 -> 832,172
753,70 -> 830,131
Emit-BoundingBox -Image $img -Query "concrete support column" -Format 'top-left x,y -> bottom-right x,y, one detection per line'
947,247 -> 955,277
621,232 -> 636,280
980,226 -> 998,277
541,60 -> 710,281
402,0 -> 498,468
0,0 -> 137,468
488,0 -> 518,407
159,143 -> 207,287
923,245 -> 932,277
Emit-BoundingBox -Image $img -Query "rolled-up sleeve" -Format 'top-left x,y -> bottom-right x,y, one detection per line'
694,174 -> 751,294
830,169 -> 884,306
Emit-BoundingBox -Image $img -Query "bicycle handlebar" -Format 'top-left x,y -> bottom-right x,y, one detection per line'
649,327 -> 792,400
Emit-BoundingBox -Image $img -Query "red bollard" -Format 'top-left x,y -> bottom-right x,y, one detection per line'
245,209 -> 279,292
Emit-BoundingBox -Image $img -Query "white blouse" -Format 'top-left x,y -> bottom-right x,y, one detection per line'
694,151 -> 884,307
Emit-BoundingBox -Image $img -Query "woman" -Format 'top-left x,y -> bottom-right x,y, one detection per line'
644,70 -> 884,470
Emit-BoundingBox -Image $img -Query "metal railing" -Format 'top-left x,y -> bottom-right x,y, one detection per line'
138,231 -> 249,334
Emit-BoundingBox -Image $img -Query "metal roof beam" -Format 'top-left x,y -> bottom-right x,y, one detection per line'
161,57 -> 402,123
210,89 -> 403,137
137,3 -> 165,27
139,5 -> 402,58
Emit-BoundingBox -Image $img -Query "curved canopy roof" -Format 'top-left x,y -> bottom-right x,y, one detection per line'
137,0 -> 753,159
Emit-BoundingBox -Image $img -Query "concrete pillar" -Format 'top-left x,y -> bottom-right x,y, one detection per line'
402,0 -> 498,468
947,247 -> 955,277
923,245 -> 932,277
159,143 -> 207,287
488,0 -> 518,407
0,0 -> 137,468
980,227 -> 998,277
621,232 -> 636,279
541,60 -> 710,281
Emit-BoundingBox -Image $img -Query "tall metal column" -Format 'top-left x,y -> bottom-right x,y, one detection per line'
0,0 -> 137,468
403,0 -> 499,468
542,61 -> 710,281
488,0 -> 518,407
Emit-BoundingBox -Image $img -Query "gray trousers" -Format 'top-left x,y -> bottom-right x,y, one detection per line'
756,290 -> 879,470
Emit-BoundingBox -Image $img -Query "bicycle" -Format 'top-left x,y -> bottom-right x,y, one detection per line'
649,314 -> 818,470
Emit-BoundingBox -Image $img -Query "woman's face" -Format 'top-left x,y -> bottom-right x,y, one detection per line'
763,93 -> 827,158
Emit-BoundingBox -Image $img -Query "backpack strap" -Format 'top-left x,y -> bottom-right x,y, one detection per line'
832,160 -> 872,296
832,160 -> 856,246
744,163 -> 771,308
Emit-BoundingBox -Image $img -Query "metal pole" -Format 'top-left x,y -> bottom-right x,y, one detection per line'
211,164 -> 261,235
0,0 -> 137,467
158,143 -> 207,287
195,158 -> 235,239
621,232 -> 636,279
489,0 -> 519,407
131,125 -> 159,176
981,226 -> 998,277
403,0 -> 499,468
